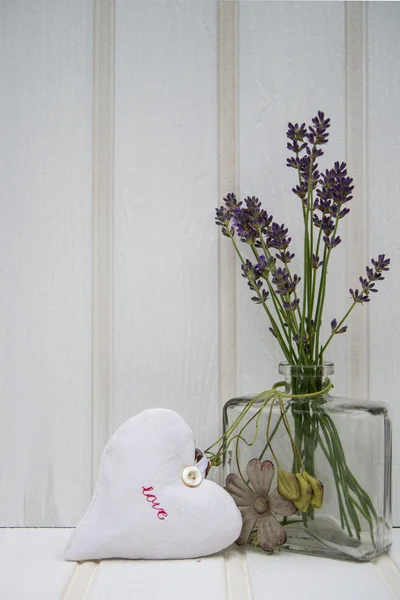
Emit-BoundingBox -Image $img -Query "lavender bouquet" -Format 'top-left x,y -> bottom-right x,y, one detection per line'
207,112 -> 391,560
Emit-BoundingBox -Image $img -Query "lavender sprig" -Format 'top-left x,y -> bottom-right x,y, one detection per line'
215,203 -> 295,361
216,193 -> 302,357
348,254 -> 390,305
215,111 -> 390,365
319,254 -> 391,358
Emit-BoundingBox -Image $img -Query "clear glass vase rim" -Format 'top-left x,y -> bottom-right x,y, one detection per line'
279,361 -> 334,376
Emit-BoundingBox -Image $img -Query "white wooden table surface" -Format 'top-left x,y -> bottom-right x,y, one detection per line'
0,529 -> 399,600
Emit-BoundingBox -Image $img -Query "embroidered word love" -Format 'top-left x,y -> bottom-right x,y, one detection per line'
141,486 -> 168,520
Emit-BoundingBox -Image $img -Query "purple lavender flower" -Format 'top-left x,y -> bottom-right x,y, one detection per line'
241,259 -> 258,281
233,207 -> 258,245
332,206 -> 350,220
287,156 -> 301,169
292,181 -> 308,201
271,267 -> 287,287
286,122 -> 308,160
323,235 -> 341,249
268,222 -> 292,250
317,162 -> 353,208
276,250 -> 295,264
215,193 -> 242,237
350,255 -> 391,304
313,214 -> 335,236
241,259 -> 272,305
311,161 -> 354,250
359,277 -> 377,294
293,332 -> 311,353
256,255 -> 275,279
227,196 -> 274,245
272,269 -> 300,297
312,254 -> 323,269
283,298 -> 300,312
216,113 -> 390,367
215,206 -> 233,238
252,289 -> 270,304
331,319 -> 347,335
371,254 -> 390,274
306,111 -> 331,147
350,289 -> 370,304
286,113 -> 329,212
290,162 -> 319,207
287,121 -> 307,143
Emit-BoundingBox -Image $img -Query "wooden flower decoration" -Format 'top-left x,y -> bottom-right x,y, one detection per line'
225,459 -> 296,553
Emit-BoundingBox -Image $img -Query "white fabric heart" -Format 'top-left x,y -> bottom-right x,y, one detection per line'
65,409 -> 242,560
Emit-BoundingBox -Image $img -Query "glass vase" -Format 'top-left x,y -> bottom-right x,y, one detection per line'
222,363 -> 392,561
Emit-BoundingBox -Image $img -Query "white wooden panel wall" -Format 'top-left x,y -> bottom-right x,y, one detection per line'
113,0 -> 219,449
0,0 -> 93,525
0,0 -> 399,528
368,2 -> 400,526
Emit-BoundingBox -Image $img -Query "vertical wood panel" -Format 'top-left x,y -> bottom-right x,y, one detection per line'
91,0 -> 115,490
345,1 -> 369,399
114,1 -> 219,448
0,0 -> 93,525
367,1 -> 400,525
238,2 -> 348,394
218,0 -> 238,409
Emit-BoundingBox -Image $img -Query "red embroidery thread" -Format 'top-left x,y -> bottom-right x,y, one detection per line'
142,486 -> 168,520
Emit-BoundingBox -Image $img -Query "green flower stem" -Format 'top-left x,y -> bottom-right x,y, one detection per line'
300,213 -> 310,362
281,518 -> 305,525
289,391 -> 376,545
257,411 -> 285,462
257,225 -> 303,330
265,395 -> 280,465
319,419 -> 361,539
294,161 -> 308,350
205,390 -> 270,458
285,152 -> 305,324
303,410 -> 316,481
319,415 -> 377,543
312,244 -> 329,360
322,415 -> 378,522
249,244 -> 297,358
278,395 -> 305,471
319,420 -> 360,536
235,395 -> 276,483
350,496 -> 373,525
313,214 -> 341,359
313,424 -> 352,536
318,301 -> 357,360
249,242 -> 301,363
222,396 -> 267,445
310,220 -> 324,342
206,383 -> 333,465
295,165 -> 309,364
229,235 -> 293,362
303,156 -> 315,347
292,409 -> 304,474
307,156 -> 316,342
